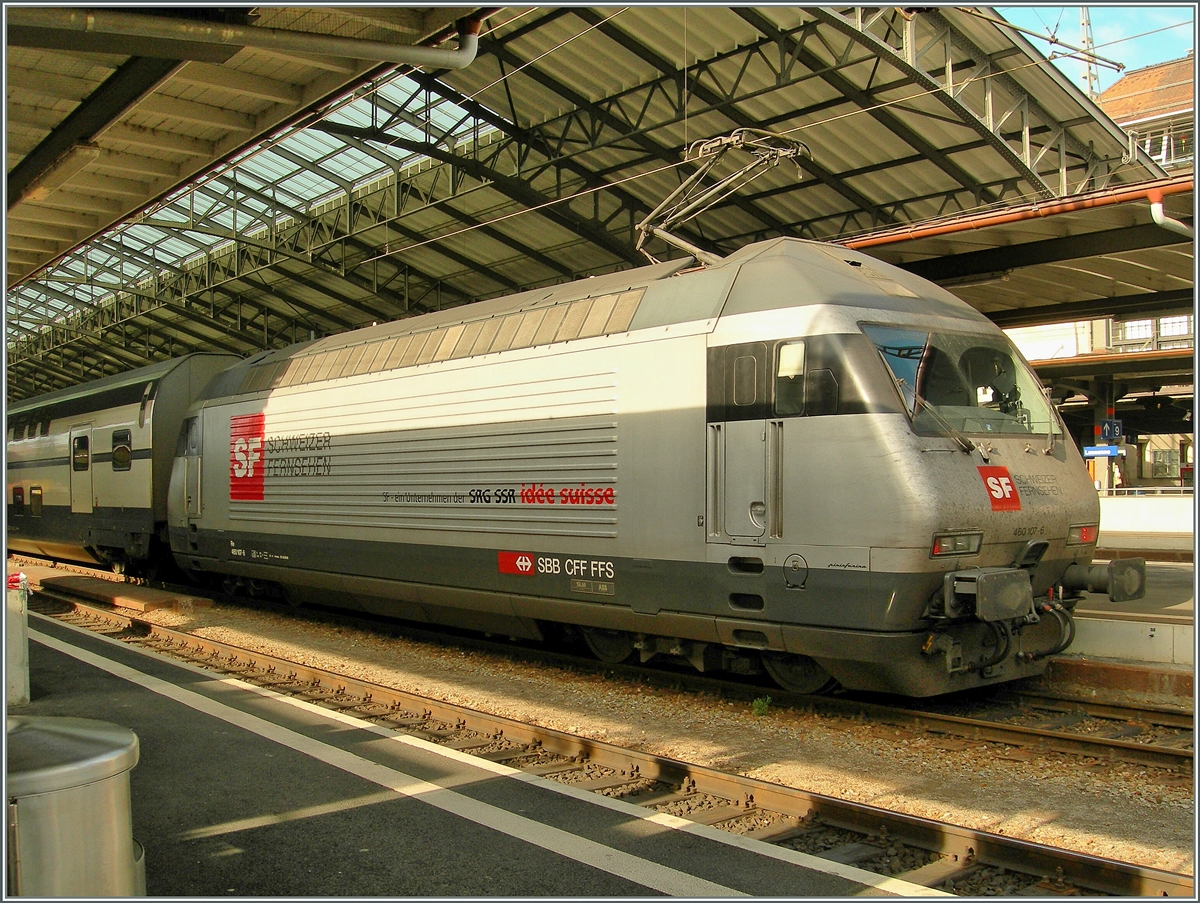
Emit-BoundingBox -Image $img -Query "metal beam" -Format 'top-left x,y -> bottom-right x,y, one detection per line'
7,56 -> 182,208
986,288 -> 1194,329
905,224 -> 1194,282
319,122 -> 643,267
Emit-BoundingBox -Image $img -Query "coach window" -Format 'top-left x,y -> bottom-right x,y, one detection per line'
39,419 -> 50,437
775,341 -> 806,416
72,435 -> 90,472
112,430 -> 132,471
30,486 -> 42,517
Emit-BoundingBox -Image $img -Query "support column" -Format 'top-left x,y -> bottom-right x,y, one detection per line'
1091,378 -> 1116,491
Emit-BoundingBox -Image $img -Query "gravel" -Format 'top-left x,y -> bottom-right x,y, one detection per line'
138,600 -> 1194,877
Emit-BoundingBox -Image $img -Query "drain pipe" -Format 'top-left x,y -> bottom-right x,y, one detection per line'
7,8 -> 483,68
843,177 -> 1193,250
1148,189 -> 1194,239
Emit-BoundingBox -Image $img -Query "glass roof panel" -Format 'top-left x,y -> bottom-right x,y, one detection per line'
7,69 -> 497,345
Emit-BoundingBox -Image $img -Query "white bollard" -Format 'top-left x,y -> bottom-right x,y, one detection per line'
7,572 -> 30,705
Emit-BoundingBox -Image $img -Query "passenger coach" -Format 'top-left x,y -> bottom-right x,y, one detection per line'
7,354 -> 238,573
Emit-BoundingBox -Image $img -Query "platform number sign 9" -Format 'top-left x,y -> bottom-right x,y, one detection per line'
978,465 -> 1021,511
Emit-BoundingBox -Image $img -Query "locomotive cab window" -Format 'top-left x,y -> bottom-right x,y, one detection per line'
775,341 -> 806,416
863,324 -> 1060,438
771,339 -> 840,417
72,436 -> 90,471
112,430 -> 133,471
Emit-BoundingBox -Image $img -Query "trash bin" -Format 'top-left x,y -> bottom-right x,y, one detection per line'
6,572 -> 29,705
6,716 -> 145,896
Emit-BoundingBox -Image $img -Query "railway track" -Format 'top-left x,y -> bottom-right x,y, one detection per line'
16,554 -> 1190,773
208,599 -> 1195,775
24,586 -> 1194,897
13,556 -> 1192,774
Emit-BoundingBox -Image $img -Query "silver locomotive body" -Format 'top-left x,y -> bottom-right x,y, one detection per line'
156,239 -> 1141,695
6,354 -> 238,572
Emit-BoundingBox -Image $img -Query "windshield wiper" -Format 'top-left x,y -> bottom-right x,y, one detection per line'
896,378 -> 979,457
1041,386 -> 1057,455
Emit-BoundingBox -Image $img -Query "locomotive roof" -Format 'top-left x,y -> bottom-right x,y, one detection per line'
204,238 -> 992,401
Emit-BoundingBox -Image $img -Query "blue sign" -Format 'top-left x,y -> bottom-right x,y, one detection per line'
1100,419 -> 1123,441
1083,445 -> 1121,458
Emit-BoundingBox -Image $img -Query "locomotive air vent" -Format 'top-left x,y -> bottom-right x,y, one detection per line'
727,557 -> 764,574
729,593 -> 765,611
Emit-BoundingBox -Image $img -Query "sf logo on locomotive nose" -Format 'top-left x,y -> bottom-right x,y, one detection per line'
978,465 -> 1021,511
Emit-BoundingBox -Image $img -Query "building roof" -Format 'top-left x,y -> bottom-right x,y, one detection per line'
1098,52 -> 1195,126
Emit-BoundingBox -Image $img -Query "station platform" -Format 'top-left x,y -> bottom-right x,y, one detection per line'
1068,560 -> 1194,670
11,613 -> 931,898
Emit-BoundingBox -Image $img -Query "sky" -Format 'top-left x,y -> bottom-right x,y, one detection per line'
994,5 -> 1196,95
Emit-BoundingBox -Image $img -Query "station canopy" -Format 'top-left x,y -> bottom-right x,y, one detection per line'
5,6 -> 1188,402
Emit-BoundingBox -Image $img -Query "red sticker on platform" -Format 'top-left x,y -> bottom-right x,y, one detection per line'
498,551 -> 536,575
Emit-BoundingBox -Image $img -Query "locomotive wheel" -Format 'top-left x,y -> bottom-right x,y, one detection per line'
761,652 -> 837,694
582,627 -> 634,664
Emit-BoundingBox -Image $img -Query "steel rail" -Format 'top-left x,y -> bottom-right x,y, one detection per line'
806,694 -> 1194,773
26,588 -> 1194,897
1005,690 -> 1194,730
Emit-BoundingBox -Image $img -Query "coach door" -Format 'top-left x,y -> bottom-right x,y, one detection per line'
707,343 -> 769,541
69,426 -> 93,514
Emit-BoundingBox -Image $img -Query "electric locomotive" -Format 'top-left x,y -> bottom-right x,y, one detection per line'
131,237 -> 1142,696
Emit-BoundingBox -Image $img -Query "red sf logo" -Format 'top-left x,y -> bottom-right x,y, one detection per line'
498,551 -> 536,575
230,413 -> 266,501
978,465 -> 1021,511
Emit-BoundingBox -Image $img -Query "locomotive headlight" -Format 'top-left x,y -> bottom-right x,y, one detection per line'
931,532 -> 983,557
1067,524 -> 1099,545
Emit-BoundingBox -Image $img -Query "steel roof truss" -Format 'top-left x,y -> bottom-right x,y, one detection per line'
812,7 -> 1139,198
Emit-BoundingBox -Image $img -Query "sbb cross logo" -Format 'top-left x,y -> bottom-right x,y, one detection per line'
498,551 -> 535,575
230,413 -> 266,501
978,465 -> 1021,512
